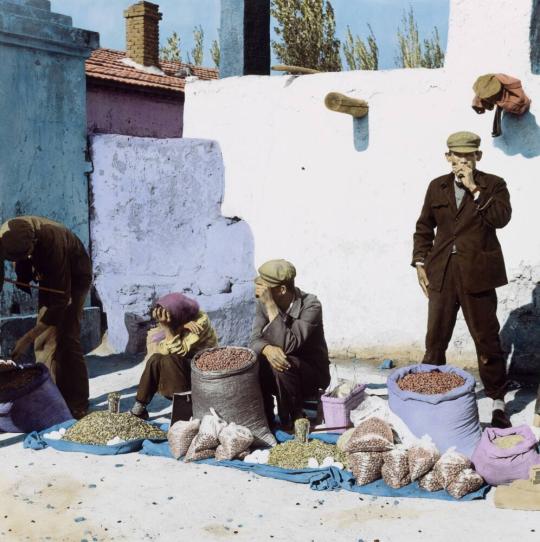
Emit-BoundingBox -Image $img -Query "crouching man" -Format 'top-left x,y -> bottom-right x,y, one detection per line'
250,259 -> 330,429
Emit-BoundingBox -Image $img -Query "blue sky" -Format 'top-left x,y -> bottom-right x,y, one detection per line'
51,0 -> 449,69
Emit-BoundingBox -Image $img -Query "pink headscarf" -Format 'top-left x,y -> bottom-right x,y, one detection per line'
150,293 -> 200,344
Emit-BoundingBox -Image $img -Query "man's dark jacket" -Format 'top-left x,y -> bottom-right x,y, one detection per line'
412,170 -> 511,294
250,288 -> 330,387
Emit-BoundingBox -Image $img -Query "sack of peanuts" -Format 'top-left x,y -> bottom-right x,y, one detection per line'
387,364 -> 481,457
344,417 -> 394,453
382,445 -> 411,489
433,448 -> 472,489
418,470 -> 444,492
336,428 -> 355,452
215,422 -> 254,461
168,418 -> 201,459
408,436 -> 440,481
447,469 -> 485,499
185,409 -> 227,462
348,451 -> 384,486
191,347 -> 276,447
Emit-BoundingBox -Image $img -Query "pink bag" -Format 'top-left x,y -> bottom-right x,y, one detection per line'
471,425 -> 540,486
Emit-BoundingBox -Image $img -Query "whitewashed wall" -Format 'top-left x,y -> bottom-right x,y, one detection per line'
183,0 -> 540,367
90,135 -> 255,352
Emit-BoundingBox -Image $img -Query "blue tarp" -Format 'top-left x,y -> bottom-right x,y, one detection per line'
140,430 -> 490,501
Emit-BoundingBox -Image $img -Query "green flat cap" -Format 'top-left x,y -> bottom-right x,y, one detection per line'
257,259 -> 296,287
473,74 -> 502,100
447,131 -> 481,153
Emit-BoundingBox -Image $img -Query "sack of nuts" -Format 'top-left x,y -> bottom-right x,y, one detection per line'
418,470 -> 444,492
215,422 -> 254,461
348,451 -> 384,486
446,469 -> 484,499
382,445 -> 411,489
185,409 -> 227,462
168,418 -> 201,459
432,448 -> 472,489
345,417 -> 394,453
408,436 -> 440,481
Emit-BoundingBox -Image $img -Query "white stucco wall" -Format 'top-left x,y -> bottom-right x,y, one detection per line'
183,0 -> 540,365
90,135 -> 255,352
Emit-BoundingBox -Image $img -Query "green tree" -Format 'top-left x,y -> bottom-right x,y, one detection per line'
191,25 -> 205,66
160,31 -> 182,62
395,7 -> 444,69
271,0 -> 342,72
210,38 -> 221,68
343,24 -> 378,70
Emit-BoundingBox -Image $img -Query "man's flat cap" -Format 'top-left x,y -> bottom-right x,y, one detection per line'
447,131 -> 481,153
257,259 -> 296,287
473,74 -> 502,100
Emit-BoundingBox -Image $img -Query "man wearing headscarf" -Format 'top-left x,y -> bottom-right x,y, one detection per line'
130,292 -> 218,419
0,216 -> 92,418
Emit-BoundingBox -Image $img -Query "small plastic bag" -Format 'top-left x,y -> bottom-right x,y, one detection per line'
185,409 -> 226,462
433,448 -> 472,489
168,418 -> 201,459
447,469 -> 484,499
418,470 -> 444,492
215,422 -> 253,461
408,436 -> 440,481
345,417 -> 394,453
382,445 -> 411,489
348,451 -> 384,486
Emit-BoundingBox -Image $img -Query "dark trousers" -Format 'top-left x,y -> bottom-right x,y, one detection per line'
136,353 -> 191,404
423,256 -> 507,400
258,354 -> 322,426
535,383 -> 540,415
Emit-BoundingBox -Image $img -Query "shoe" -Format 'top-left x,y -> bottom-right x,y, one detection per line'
130,401 -> 149,420
491,409 -> 512,429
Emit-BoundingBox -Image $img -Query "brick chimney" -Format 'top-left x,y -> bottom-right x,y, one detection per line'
124,1 -> 162,67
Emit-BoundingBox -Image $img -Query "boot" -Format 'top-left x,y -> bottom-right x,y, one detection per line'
130,401 -> 149,420
491,409 -> 512,429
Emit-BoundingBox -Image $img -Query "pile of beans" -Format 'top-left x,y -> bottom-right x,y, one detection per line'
0,367 -> 41,392
195,347 -> 253,372
397,371 -> 465,395
493,435 -> 524,449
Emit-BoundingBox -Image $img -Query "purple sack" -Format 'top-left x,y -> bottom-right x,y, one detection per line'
388,364 -> 481,457
0,364 -> 72,433
471,425 -> 540,486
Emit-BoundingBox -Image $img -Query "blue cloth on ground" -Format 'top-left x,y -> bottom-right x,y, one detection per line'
139,432 -> 489,501
23,419 -> 167,455
378,359 -> 395,370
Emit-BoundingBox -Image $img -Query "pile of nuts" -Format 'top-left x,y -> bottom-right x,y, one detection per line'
397,371 -> 465,394
195,347 -> 253,372
493,435 -> 524,449
268,440 -> 347,470
0,366 -> 41,392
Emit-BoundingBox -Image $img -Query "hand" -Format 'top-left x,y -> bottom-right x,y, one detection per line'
152,307 -> 172,327
262,345 -> 291,372
184,321 -> 203,334
456,164 -> 476,192
255,280 -> 275,307
416,265 -> 430,298
11,334 -> 34,361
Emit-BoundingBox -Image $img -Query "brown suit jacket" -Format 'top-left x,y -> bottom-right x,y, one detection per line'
412,170 -> 511,294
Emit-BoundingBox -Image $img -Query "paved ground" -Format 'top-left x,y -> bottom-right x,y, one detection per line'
0,355 -> 538,542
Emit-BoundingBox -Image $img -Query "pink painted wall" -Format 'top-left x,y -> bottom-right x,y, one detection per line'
87,84 -> 184,138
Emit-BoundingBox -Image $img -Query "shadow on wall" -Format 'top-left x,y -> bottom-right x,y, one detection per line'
353,115 -> 369,152
531,0 -> 540,74
500,283 -> 540,381
493,111 -> 540,158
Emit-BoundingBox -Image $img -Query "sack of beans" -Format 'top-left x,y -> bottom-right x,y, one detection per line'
184,410 -> 227,462
446,469 -> 485,499
382,445 -> 411,489
418,470 -> 444,492
344,417 -> 394,453
215,422 -> 254,461
433,448 -> 472,489
168,418 -> 201,459
387,364 -> 481,457
191,347 -> 276,447
348,451 -> 384,486
408,436 -> 440,481
471,425 -> 540,486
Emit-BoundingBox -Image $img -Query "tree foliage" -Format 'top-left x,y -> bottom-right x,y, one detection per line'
271,0 -> 342,72
191,25 -> 205,66
395,7 -> 444,69
160,31 -> 182,63
210,38 -> 220,68
343,24 -> 378,71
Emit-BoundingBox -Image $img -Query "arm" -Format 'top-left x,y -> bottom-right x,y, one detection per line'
474,179 -> 512,229
412,186 -> 436,267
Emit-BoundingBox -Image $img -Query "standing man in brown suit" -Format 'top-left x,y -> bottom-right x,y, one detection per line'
0,216 -> 92,419
412,132 -> 512,428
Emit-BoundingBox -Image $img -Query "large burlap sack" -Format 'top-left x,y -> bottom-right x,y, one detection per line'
191,348 -> 276,447
387,364 -> 481,457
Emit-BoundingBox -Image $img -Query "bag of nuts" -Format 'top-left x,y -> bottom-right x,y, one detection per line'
185,409 -> 227,462
382,445 -> 411,489
408,436 -> 440,481
345,417 -> 394,453
348,451 -> 384,486
446,469 -> 484,499
215,422 -> 254,461
418,470 -> 444,492
168,418 -> 201,459
432,448 -> 472,489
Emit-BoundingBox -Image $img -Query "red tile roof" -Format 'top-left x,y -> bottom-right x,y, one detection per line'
86,48 -> 218,93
